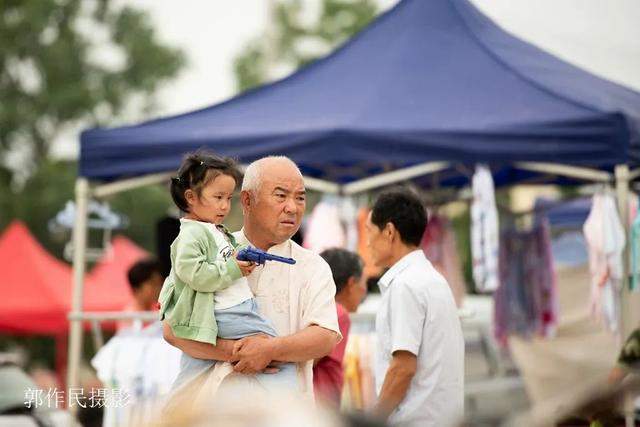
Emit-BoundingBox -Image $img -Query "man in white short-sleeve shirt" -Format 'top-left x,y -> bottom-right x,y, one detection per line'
366,189 -> 464,427
162,156 -> 341,401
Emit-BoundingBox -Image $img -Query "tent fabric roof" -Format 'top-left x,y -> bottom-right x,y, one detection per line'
80,0 -> 640,184
84,236 -> 147,312
535,197 -> 591,228
0,222 -> 145,335
0,222 -> 73,334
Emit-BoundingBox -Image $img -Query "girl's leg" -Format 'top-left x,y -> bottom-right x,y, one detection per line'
215,298 -> 301,392
254,362 -> 300,393
171,353 -> 214,392
214,298 -> 277,339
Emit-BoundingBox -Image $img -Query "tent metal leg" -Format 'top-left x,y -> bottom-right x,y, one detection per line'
90,320 -> 104,351
66,178 -> 89,415
615,165 -> 631,337
614,165 -> 636,427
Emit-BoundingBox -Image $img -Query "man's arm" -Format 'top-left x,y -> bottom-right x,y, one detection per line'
374,351 -> 418,420
271,325 -> 338,362
232,257 -> 341,374
231,326 -> 338,374
162,321 -> 234,362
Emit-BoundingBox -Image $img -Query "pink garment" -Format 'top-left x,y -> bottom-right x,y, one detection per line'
421,215 -> 466,307
313,303 -> 351,404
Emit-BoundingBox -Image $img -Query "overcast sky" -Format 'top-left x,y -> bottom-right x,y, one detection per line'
51,0 -> 640,159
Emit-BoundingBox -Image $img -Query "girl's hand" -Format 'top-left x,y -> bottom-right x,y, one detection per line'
236,259 -> 256,277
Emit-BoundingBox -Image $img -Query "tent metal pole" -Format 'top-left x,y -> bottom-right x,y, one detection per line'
615,165 -> 631,337
92,170 -> 342,198
301,175 -> 341,194
343,161 -> 450,195
93,172 -> 173,198
66,178 -> 89,415
514,162 -> 613,183
240,163 -> 341,194
68,311 -> 159,322
614,164 -> 635,427
629,168 -> 640,182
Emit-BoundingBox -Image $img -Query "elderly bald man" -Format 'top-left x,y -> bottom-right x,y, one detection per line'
163,156 -> 341,401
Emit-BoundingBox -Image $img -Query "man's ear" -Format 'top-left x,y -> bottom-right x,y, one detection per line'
240,190 -> 251,211
384,222 -> 397,242
345,276 -> 357,292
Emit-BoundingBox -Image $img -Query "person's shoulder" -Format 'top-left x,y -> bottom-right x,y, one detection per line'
290,240 -> 333,275
406,253 -> 445,280
290,240 -> 323,264
337,303 -> 350,322
396,254 -> 444,293
178,220 -> 215,242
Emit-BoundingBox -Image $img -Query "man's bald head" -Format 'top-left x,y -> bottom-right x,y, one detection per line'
240,156 -> 306,249
242,156 -> 303,194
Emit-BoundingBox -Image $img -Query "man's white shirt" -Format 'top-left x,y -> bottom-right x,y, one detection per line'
197,230 -> 341,401
375,250 -> 464,427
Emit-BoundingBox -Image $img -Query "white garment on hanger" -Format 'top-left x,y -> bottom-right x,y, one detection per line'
303,197 -> 346,253
583,192 -> 625,333
339,197 -> 359,252
471,165 -> 499,292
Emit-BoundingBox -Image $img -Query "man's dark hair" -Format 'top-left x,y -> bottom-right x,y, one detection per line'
371,189 -> 427,247
320,248 -> 363,294
127,258 -> 162,291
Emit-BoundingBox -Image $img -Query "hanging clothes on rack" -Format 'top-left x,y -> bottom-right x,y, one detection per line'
340,332 -> 376,411
494,219 -> 559,346
303,195 -> 345,253
583,191 -> 625,333
471,165 -> 499,292
421,214 -> 466,307
339,196 -> 359,252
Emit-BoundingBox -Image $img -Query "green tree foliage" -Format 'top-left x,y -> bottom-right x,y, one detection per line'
0,0 -> 187,255
234,0 -> 377,92
0,0 -> 185,171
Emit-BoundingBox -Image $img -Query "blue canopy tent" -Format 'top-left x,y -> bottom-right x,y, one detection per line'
68,0 -> 640,396
535,197 -> 592,229
79,0 -> 640,190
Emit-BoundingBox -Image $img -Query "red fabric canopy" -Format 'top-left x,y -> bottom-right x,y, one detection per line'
0,221 -> 74,334
84,235 -> 148,311
0,221 -> 149,334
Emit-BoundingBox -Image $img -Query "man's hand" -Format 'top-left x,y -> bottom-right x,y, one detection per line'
231,334 -> 276,374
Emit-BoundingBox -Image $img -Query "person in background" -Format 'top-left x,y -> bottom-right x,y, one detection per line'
366,189 -> 464,427
315,248 -> 368,405
117,257 -> 164,331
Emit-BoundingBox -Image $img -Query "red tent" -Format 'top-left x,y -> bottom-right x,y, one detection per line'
0,222 -> 150,392
0,221 -> 73,334
0,222 -> 148,333
84,235 -> 148,311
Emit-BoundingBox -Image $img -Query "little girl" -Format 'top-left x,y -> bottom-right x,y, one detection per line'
159,152 -> 297,392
